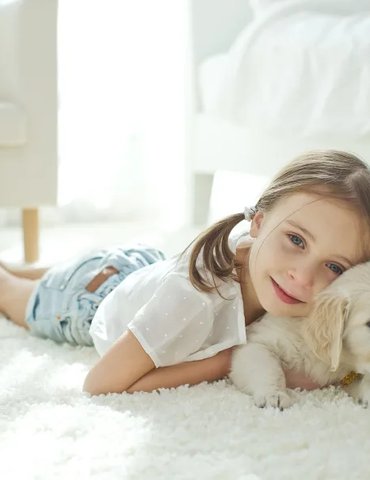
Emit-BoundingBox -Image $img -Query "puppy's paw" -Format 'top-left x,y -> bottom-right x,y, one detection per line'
345,377 -> 370,408
357,397 -> 368,408
253,389 -> 297,410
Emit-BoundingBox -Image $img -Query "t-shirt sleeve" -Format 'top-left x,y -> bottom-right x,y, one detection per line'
127,272 -> 213,367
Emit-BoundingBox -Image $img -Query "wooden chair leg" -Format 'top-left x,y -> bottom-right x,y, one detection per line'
22,208 -> 39,264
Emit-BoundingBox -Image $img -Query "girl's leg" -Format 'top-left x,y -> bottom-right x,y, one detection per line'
0,266 -> 39,330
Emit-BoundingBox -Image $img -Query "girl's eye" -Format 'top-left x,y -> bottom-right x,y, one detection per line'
288,234 -> 344,275
288,234 -> 304,248
325,263 -> 343,275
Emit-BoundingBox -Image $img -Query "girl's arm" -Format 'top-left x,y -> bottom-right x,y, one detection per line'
83,328 -> 233,396
126,348 -> 233,393
83,330 -> 156,395
284,368 -> 322,391
82,332 -> 319,395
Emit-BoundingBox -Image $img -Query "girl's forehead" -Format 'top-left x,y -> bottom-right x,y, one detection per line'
271,192 -> 346,221
273,191 -> 344,213
271,192 -> 360,221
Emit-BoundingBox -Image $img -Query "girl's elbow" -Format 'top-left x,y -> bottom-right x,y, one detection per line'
82,371 -> 129,396
82,372 -> 101,395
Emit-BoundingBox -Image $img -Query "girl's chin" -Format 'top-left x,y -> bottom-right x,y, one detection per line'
256,278 -> 309,317
261,296 -> 309,318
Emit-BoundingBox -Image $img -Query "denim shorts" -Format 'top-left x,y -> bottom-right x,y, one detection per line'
25,244 -> 166,346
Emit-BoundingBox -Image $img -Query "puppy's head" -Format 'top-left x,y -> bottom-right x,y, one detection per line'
303,261 -> 370,373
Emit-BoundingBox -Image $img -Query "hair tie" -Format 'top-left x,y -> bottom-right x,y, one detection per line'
244,206 -> 256,222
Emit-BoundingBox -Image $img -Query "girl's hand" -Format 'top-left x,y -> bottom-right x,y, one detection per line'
284,368 -> 322,391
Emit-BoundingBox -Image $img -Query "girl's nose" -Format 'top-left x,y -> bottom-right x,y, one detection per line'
287,265 -> 315,290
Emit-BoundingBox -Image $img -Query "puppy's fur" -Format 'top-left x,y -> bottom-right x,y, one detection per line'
229,261 -> 370,409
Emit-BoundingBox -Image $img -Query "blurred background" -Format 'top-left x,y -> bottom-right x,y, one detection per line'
0,0 -> 369,264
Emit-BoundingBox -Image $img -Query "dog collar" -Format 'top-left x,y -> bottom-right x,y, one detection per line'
340,371 -> 363,386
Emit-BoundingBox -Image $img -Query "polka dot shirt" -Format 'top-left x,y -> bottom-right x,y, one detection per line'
89,227 -> 250,366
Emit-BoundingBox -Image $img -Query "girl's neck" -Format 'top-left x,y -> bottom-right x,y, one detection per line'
235,244 -> 265,325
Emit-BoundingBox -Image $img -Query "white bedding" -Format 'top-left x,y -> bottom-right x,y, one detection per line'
199,0 -> 370,140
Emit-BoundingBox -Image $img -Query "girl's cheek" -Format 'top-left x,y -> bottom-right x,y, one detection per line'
310,269 -> 341,297
317,271 -> 339,291
280,236 -> 297,254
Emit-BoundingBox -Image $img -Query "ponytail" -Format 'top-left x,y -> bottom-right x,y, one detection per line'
179,213 -> 245,296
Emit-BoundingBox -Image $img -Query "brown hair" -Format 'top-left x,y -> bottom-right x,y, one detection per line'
180,150 -> 370,296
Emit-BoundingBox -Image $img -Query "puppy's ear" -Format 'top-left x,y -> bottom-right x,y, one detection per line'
302,290 -> 349,372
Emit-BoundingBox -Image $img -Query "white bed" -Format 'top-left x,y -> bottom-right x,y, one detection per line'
188,0 -> 370,223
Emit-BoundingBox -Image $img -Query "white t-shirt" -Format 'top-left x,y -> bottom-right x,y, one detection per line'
89,227 -> 250,367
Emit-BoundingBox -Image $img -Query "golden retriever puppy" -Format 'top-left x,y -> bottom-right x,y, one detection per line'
229,261 -> 370,409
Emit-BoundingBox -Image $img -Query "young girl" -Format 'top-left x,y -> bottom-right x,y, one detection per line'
3,150 -> 370,396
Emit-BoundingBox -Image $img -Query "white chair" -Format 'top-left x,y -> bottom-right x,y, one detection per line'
0,0 -> 58,262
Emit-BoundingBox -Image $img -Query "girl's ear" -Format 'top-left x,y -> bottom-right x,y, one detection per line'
302,290 -> 349,372
249,211 -> 264,238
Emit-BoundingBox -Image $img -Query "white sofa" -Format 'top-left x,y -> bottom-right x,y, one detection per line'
0,0 -> 57,262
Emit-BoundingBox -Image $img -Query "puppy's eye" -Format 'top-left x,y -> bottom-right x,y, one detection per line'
366,321 -> 370,328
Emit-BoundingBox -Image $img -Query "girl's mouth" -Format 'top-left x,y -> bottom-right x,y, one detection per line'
270,277 -> 303,304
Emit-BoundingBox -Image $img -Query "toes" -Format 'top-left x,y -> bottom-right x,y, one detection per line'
253,390 -> 296,410
254,396 -> 266,409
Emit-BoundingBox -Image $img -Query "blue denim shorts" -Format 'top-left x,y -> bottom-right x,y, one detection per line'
25,244 -> 166,346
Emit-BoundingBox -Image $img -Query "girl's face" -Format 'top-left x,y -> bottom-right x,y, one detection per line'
246,192 -> 366,318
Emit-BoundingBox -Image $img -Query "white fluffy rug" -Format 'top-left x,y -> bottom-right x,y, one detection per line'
2,317 -> 370,480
